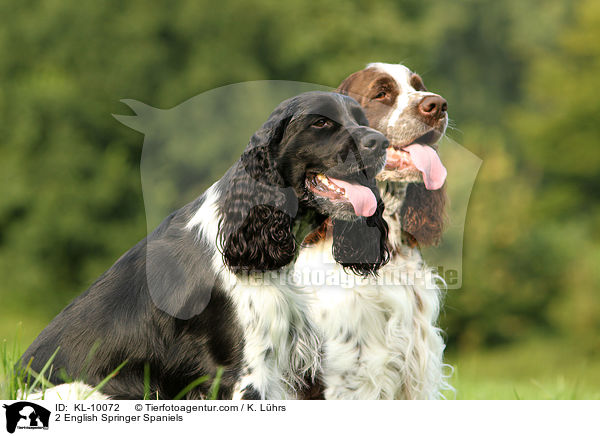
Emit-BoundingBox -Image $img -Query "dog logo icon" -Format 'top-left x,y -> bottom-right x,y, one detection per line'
2,402 -> 50,433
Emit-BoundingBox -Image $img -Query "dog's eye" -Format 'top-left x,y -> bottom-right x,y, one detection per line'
373,91 -> 387,100
312,118 -> 332,128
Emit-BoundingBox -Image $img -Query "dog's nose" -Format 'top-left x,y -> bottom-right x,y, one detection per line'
360,132 -> 389,151
418,95 -> 448,120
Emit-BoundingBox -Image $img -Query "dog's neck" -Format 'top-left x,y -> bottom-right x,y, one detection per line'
377,180 -> 408,217
377,180 -> 417,252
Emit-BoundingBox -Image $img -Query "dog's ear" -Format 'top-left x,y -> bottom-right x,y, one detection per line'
337,71 -> 368,106
400,183 -> 447,246
332,189 -> 390,276
337,69 -> 380,106
218,107 -> 298,273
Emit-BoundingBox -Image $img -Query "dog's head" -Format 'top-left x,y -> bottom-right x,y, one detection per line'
219,91 -> 390,274
338,63 -> 449,246
272,91 -> 388,220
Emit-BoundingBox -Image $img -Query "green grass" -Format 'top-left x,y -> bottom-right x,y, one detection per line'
0,333 -> 58,400
444,338 -> 600,399
4,322 -> 599,400
0,327 -> 222,400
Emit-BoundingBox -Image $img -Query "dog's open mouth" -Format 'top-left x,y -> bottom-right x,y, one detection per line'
306,173 -> 377,217
384,131 -> 447,190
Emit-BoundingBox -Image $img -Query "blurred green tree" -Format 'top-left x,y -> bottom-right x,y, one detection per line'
0,0 -> 597,354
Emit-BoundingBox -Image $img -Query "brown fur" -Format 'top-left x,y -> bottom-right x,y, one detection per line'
337,70 -> 400,132
401,183 -> 447,246
303,219 -> 330,246
337,67 -> 447,247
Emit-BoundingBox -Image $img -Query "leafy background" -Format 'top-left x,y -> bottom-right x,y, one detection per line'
1,0 -> 598,398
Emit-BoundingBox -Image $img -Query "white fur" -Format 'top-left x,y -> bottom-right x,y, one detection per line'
186,180 -> 322,400
367,63 -> 413,131
186,182 -> 237,289
228,272 -> 321,399
367,62 -> 441,123
295,232 -> 449,399
21,382 -> 107,400
367,62 -> 447,144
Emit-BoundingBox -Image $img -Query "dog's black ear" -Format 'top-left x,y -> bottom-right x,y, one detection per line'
218,106 -> 298,273
332,188 -> 390,276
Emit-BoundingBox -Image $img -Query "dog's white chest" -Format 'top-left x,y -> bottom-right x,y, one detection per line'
227,271 -> 322,399
295,240 -> 447,399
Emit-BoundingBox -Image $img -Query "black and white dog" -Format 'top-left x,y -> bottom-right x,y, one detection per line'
21,91 -> 390,400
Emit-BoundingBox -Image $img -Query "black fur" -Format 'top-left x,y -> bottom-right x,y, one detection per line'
332,197 -> 390,276
218,91 -> 389,272
20,91 -> 388,399
21,198 -> 244,399
240,385 -> 261,400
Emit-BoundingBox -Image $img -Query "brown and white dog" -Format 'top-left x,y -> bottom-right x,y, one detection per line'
338,62 -> 448,250
296,63 -> 451,399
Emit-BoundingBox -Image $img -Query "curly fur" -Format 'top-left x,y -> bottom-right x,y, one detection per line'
218,92 -> 389,273
222,205 -> 297,272
218,112 -> 297,272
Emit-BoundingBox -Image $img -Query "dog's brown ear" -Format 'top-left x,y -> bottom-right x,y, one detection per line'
336,69 -> 376,106
337,71 -> 360,94
400,183 -> 447,246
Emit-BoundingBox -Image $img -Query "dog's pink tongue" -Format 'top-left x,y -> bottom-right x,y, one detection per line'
404,144 -> 447,190
328,178 -> 377,217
